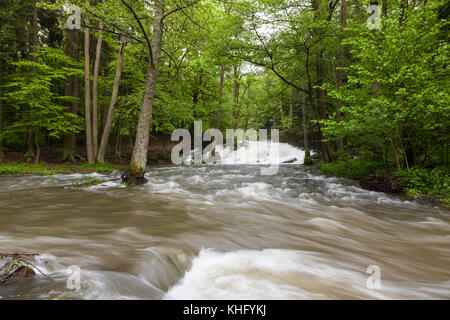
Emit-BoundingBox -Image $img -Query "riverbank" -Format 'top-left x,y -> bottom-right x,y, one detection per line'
319,158 -> 450,209
0,162 -> 127,176
0,135 -> 173,176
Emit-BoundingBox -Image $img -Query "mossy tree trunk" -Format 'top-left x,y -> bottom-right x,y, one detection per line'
124,2 -> 164,185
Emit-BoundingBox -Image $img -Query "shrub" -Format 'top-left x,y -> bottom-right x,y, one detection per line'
320,158 -> 384,179
398,167 -> 450,197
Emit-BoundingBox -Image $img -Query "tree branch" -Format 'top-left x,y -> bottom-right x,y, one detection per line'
162,0 -> 202,20
120,0 -> 154,67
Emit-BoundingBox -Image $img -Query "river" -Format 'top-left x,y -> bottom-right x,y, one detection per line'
0,143 -> 449,299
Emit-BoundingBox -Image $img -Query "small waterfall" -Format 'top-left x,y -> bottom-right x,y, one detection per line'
215,141 -> 305,164
186,141 -> 306,164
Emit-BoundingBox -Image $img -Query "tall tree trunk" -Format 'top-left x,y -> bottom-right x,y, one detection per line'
62,30 -> 81,162
125,3 -> 164,184
97,35 -> 126,163
62,30 -> 76,162
243,83 -> 251,132
235,84 -> 248,130
336,0 -> 347,153
92,22 -> 103,157
115,123 -> 122,159
313,0 -> 334,163
0,68 -> 4,162
288,95 -> 293,132
301,92 -> 312,165
84,7 -> 94,164
34,129 -> 40,164
232,65 -> 240,130
215,64 -> 225,130
25,0 -> 39,161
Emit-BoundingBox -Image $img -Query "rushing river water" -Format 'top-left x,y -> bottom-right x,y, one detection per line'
0,143 -> 449,299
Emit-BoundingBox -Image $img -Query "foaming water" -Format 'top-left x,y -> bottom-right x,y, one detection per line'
185,141 -> 307,164
0,143 -> 449,299
215,141 -> 306,164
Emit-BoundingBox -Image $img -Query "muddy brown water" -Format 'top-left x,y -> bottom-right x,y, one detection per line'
0,163 -> 449,299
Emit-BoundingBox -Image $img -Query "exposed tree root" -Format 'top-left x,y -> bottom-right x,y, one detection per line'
121,169 -> 148,185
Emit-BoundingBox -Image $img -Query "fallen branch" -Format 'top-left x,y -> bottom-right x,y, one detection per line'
0,252 -> 49,285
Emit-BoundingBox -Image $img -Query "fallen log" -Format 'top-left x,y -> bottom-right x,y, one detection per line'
281,158 -> 297,163
0,253 -> 45,285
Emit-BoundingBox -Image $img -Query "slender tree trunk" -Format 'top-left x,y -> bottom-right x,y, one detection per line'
34,129 -> 40,164
92,22 -> 103,157
235,84 -> 248,130
61,30 -> 76,162
215,64 -> 225,130
0,68 -> 4,162
62,30 -> 81,162
232,66 -> 240,130
301,92 -> 311,159
288,100 -> 293,132
84,9 -> 94,164
115,124 -> 122,159
97,35 -> 126,163
101,86 -> 109,134
71,31 -> 81,160
25,0 -> 39,161
313,0 -> 334,163
243,83 -> 251,132
336,0 -> 347,153
125,3 -> 164,184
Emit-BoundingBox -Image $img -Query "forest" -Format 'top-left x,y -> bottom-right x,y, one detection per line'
0,0 -> 449,198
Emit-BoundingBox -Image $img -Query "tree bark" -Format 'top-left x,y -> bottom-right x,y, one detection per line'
336,0 -> 347,153
97,35 -> 126,163
301,92 -> 312,165
34,129 -> 40,164
232,65 -> 240,130
125,2 -> 164,185
313,0 -> 334,163
92,21 -> 103,157
84,7 -> 94,164
61,29 -> 77,162
25,0 -> 39,161
243,82 -> 251,132
215,64 -> 225,130
235,84 -> 248,130
0,68 -> 4,162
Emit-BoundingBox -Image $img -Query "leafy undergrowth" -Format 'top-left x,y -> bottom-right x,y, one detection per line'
320,158 -> 384,179
320,159 -> 449,207
0,162 -> 126,176
397,167 -> 450,208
